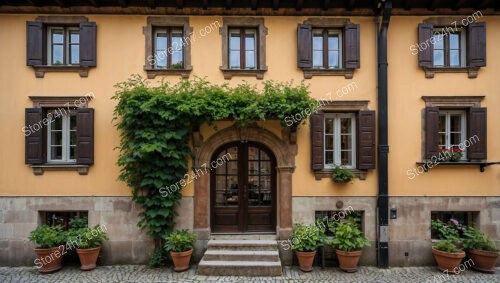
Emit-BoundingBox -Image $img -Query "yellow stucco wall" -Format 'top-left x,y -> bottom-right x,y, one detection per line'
0,14 -> 498,197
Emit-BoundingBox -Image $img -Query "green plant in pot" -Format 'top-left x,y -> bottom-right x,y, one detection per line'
331,166 -> 355,184
68,224 -> 108,271
164,229 -> 197,272
430,219 -> 466,274
291,223 -> 324,272
463,227 -> 498,273
329,222 -> 370,272
28,225 -> 66,273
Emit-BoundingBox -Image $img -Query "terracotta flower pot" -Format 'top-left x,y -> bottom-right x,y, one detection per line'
468,249 -> 498,273
295,250 -> 316,272
34,245 -> 64,273
76,247 -> 101,271
336,249 -> 362,273
170,249 -> 192,272
432,248 -> 466,274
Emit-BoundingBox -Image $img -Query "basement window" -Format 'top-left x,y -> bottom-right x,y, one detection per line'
40,211 -> 88,230
430,211 -> 479,240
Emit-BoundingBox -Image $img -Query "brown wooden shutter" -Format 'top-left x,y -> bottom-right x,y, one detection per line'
76,108 -> 94,164
25,108 -> 44,164
26,21 -> 43,66
297,24 -> 312,68
310,111 -> 324,171
425,107 -> 440,159
79,22 -> 97,67
467,22 -> 486,67
357,110 -> 375,169
468,107 -> 487,161
344,23 -> 360,69
418,23 -> 433,68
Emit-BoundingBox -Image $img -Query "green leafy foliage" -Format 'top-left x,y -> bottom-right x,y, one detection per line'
433,240 -> 462,253
28,225 -> 66,248
431,219 -> 466,242
164,229 -> 197,252
330,222 -> 370,252
331,166 -> 355,183
291,223 -> 325,252
112,75 -> 315,258
462,227 -> 498,252
148,248 -> 168,268
68,217 -> 88,230
67,225 -> 108,249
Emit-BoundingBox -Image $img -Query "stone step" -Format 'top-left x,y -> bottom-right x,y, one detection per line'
197,260 -> 283,276
207,240 -> 278,251
203,250 -> 280,262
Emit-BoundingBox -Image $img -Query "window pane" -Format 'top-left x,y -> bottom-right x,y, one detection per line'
450,133 -> 462,145
450,115 -> 462,132
449,33 -> 460,49
70,32 -> 79,44
171,51 -> 183,66
328,35 -> 339,51
70,114 -> 77,130
341,151 -> 352,166
51,131 -> 63,146
328,51 -> 339,68
433,50 -> 444,66
51,115 -> 63,130
325,118 -> 333,134
325,151 -> 334,165
229,50 -> 240,69
450,50 -> 460,67
340,135 -> 352,151
52,29 -> 64,44
245,31 -> 256,51
70,146 -> 76,160
172,35 -> 183,51
155,33 -> 167,50
70,131 -> 76,146
439,115 -> 446,132
52,45 -> 64,65
313,51 -> 323,68
245,50 -> 256,69
438,133 -> 446,147
313,35 -> 323,51
155,51 -> 166,68
432,33 -> 444,49
340,118 -> 352,134
229,33 -> 240,50
325,135 -> 333,150
51,146 -> 63,160
70,45 -> 79,64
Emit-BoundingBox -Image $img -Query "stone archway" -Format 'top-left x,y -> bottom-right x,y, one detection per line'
192,124 -> 297,263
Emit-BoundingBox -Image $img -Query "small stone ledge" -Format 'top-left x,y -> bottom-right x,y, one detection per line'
220,68 -> 267,80
302,68 -> 355,79
144,67 -> 192,79
31,164 -> 89,175
313,169 -> 367,181
423,67 -> 479,79
33,66 -> 90,78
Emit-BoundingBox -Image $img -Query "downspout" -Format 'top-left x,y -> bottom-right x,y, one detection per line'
376,0 -> 391,268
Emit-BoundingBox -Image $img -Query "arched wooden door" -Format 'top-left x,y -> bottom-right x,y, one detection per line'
210,141 -> 277,233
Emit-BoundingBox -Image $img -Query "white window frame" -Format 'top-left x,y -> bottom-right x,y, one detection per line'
432,28 -> 466,67
47,26 -> 80,66
438,110 -> 467,160
324,113 -> 356,169
312,28 -> 343,69
47,110 -> 77,164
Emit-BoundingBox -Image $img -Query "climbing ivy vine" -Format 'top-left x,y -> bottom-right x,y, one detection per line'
112,75 -> 315,259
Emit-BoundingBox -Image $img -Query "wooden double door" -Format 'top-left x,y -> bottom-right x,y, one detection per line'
211,141 -> 276,233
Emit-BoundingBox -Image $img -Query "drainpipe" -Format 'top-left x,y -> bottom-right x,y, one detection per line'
376,0 -> 391,268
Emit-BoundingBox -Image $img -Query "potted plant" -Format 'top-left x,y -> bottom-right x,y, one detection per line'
439,147 -> 463,162
164,229 -> 197,272
331,166 -> 355,184
28,225 -> 66,273
291,223 -> 324,272
69,224 -> 108,271
432,240 -> 466,273
463,227 -> 498,273
330,222 -> 370,272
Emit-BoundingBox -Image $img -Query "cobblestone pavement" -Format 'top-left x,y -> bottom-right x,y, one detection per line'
0,265 -> 498,283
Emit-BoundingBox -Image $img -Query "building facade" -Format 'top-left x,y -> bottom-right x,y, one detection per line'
0,0 -> 499,268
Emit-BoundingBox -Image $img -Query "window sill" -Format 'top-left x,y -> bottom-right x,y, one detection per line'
144,67 -> 192,79
302,68 -> 355,79
423,67 -> 479,79
32,65 -> 90,78
416,161 -> 498,173
313,169 -> 367,181
31,164 -> 89,175
220,68 -> 267,80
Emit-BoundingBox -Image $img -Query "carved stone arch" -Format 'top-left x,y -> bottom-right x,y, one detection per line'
192,124 -> 296,263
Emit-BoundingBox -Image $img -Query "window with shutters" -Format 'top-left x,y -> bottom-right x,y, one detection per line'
219,17 -> 268,79
26,16 -> 96,78
310,101 -> 375,180
421,96 -> 487,168
143,17 -> 192,79
298,18 -> 360,79
25,96 -> 94,175
417,18 -> 486,78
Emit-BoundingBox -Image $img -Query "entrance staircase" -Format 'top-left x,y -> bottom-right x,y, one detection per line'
197,240 -> 282,276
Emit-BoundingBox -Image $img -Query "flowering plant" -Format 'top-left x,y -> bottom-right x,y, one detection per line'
431,218 -> 467,241
439,147 -> 463,162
